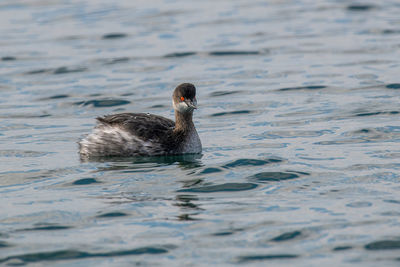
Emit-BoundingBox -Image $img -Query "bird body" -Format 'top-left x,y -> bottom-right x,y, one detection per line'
79,83 -> 201,158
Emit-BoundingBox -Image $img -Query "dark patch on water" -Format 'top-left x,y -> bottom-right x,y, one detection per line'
102,33 -> 127,39
120,92 -> 134,97
39,114 -> 51,118
381,29 -> 400,35
180,179 -> 204,188
199,167 -> 223,174
176,214 -> 199,221
354,128 -> 372,134
72,178 -> 100,185
347,4 -> 376,11
365,240 -> 400,250
210,110 -> 252,117
90,154 -> 202,166
213,231 -> 234,236
104,57 -> 130,65
1,56 -> 16,61
0,241 -> 12,248
174,200 -> 200,210
174,194 -> 202,210
380,211 -> 400,216
277,85 -> 326,91
164,52 -> 196,58
333,246 -> 353,251
212,228 -> 244,236
177,183 -> 258,193
49,94 -> 70,99
346,201 -> 372,208
25,69 -> 50,75
223,158 -> 282,168
237,254 -> 299,262
53,66 -> 87,75
209,51 -> 260,56
176,194 -> 198,202
19,224 -> 71,231
39,94 -> 70,101
150,104 -> 167,108
73,99 -> 130,107
383,199 -> 400,204
96,212 -> 128,218
315,140 -> 360,145
265,205 -> 300,212
209,90 -> 242,97
0,246 -> 169,264
271,231 -> 302,242
386,83 -> 400,89
248,172 -> 303,183
354,111 -> 399,117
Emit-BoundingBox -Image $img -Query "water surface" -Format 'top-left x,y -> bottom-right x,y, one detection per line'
1,0 -> 400,265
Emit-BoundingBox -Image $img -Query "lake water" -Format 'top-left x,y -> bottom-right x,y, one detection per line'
1,0 -> 400,265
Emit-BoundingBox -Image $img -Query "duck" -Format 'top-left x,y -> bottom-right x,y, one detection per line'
78,83 -> 202,158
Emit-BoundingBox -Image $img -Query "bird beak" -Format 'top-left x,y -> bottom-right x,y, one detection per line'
186,98 -> 197,109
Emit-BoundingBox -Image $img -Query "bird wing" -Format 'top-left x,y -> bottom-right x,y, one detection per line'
96,113 -> 175,141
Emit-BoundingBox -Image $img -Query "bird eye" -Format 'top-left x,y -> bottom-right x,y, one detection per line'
180,97 -> 184,101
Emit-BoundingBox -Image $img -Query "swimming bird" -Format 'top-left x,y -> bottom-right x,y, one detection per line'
78,83 -> 202,158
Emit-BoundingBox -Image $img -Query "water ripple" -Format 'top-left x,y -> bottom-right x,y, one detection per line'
208,51 -> 261,56
1,56 -> 16,61
248,172 -> 306,183
317,126 -> 400,145
333,246 -> 353,251
0,246 -> 170,265
198,167 -> 223,174
25,66 -> 87,75
96,212 -> 128,218
346,201 -> 372,208
104,57 -> 130,65
250,130 -> 330,140
354,111 -> 399,117
386,83 -> 400,89
72,178 -> 100,185
73,99 -> 130,107
365,240 -> 400,250
53,66 -> 87,75
102,33 -> 127,39
38,94 -> 70,101
177,183 -> 258,193
237,254 -> 299,263
210,110 -> 252,117
0,150 -> 50,158
164,52 -> 196,58
209,90 -> 242,97
1,0 -> 400,265
223,158 -> 282,168
277,85 -> 326,91
347,4 -> 376,11
0,241 -> 12,248
270,230 -> 303,242
18,224 -> 71,232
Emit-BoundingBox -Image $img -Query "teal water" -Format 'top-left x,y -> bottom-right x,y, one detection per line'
1,0 -> 400,265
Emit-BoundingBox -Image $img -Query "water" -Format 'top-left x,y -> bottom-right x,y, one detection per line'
1,0 -> 400,265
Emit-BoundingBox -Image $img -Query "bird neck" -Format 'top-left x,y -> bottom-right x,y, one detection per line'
174,110 -> 194,132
